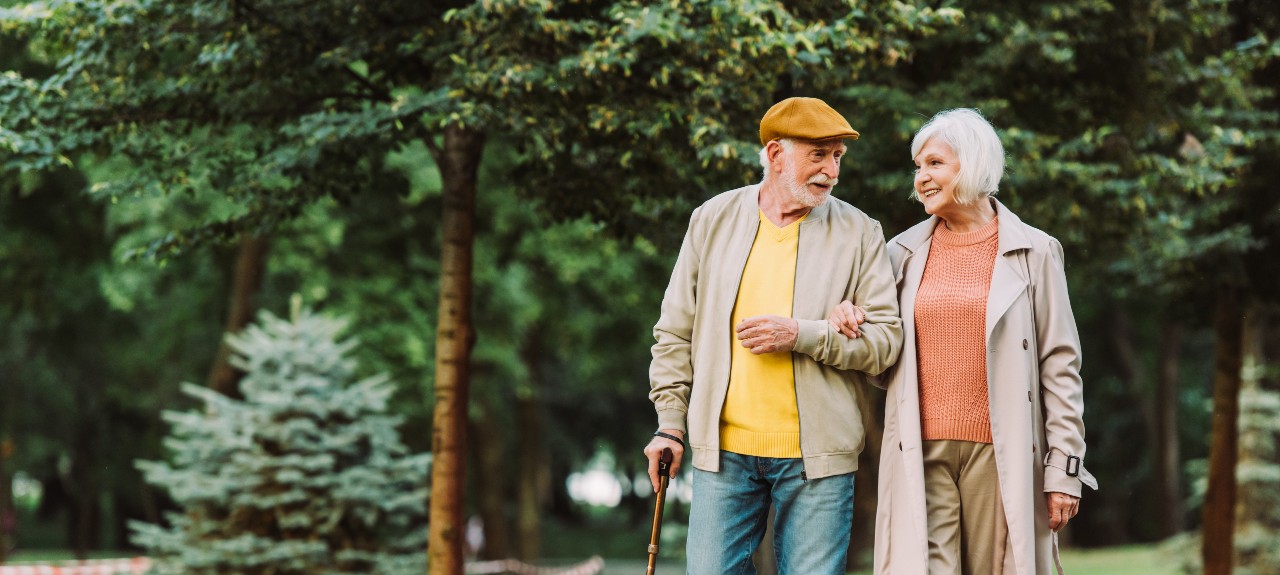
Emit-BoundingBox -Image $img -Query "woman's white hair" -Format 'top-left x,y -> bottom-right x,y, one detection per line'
911,108 -> 1004,204
758,138 -> 794,182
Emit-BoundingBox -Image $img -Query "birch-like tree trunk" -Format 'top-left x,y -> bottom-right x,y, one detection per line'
427,125 -> 485,574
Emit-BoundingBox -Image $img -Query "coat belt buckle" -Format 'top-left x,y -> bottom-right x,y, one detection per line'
1066,455 -> 1080,477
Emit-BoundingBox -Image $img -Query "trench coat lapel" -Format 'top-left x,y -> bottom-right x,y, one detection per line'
890,215 -> 939,416
985,200 -> 1034,343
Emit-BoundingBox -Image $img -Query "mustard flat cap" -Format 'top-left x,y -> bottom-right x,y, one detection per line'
759,97 -> 860,145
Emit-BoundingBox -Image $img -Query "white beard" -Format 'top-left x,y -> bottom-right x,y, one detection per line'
782,162 -> 836,208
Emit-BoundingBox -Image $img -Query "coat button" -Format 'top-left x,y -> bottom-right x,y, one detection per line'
1022,339 -> 1029,350
899,442 -> 903,451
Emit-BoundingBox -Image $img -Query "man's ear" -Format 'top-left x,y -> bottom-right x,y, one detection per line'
766,140 -> 787,173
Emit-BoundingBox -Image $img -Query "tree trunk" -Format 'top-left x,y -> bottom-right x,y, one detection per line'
69,431 -> 99,558
0,439 -> 10,564
1202,289 -> 1244,575
514,395 -> 545,561
206,234 -> 269,398
1109,308 -> 1158,460
427,125 -> 485,575
468,397 -> 511,560
516,338 -> 548,561
1,384 -> 11,564
1155,319 -> 1185,537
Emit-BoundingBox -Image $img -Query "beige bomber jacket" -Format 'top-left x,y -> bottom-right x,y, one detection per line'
649,185 -> 903,480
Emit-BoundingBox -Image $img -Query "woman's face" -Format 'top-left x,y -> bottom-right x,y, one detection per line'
913,137 -> 963,219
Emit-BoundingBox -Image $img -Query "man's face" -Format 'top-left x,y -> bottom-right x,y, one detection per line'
778,139 -> 846,208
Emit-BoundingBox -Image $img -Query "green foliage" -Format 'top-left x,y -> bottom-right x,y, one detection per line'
0,0 -> 961,254
837,0 -> 1279,298
130,308 -> 430,575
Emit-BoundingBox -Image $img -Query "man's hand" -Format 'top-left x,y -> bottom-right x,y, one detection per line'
735,315 -> 799,354
826,300 -> 866,339
1047,492 -> 1080,531
644,429 -> 685,492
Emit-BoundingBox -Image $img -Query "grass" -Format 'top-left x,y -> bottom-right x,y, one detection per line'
2,530 -> 1179,575
604,545 -> 1175,575
1057,544 -> 1180,575
542,516 -> 1181,575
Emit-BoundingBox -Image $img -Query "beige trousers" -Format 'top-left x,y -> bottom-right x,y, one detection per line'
922,439 -> 1010,575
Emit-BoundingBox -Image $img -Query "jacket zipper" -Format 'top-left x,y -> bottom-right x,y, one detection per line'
794,224 -> 806,484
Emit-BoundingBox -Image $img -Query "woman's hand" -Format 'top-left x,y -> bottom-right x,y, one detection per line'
1047,492 -> 1080,531
826,300 -> 866,339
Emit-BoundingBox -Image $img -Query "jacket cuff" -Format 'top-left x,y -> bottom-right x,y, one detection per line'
792,318 -> 828,358
1043,450 -> 1098,495
656,408 -> 687,435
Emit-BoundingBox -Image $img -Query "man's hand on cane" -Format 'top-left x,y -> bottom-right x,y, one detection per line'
645,429 -> 685,492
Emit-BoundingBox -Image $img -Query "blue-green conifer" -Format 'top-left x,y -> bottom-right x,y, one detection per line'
131,307 -> 430,575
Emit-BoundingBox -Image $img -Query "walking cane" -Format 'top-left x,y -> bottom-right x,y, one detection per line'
646,447 -> 673,574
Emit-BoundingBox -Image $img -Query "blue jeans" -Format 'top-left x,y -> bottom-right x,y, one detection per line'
686,451 -> 855,575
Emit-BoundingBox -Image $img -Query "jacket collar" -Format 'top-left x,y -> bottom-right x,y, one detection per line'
892,197 -> 1031,256
737,183 -> 832,224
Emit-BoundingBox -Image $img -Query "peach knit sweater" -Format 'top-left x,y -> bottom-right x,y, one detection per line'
916,217 -> 999,444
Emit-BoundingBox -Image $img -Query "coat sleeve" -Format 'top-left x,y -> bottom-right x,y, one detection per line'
648,207 -> 703,434
1035,239 -> 1098,495
793,221 -> 904,376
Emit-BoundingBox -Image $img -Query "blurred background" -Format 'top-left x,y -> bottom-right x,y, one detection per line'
1,1 -> 1278,574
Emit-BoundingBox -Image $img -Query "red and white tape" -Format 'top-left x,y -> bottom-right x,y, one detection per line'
0,557 -> 152,575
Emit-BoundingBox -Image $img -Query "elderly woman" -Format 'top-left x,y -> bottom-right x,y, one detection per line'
829,108 -> 1097,574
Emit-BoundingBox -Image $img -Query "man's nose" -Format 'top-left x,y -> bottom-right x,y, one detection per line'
822,156 -> 840,177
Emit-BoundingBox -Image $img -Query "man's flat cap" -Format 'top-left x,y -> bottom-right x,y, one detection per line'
759,97 -> 860,145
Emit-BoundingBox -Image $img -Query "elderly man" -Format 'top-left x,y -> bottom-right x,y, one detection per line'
643,97 -> 903,574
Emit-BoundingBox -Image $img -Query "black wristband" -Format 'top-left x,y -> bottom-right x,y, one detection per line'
653,431 -> 684,445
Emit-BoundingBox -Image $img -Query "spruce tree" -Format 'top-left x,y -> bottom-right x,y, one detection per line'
131,307 -> 431,575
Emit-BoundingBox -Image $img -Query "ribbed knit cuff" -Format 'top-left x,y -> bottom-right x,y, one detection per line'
920,417 -> 993,444
719,423 -> 801,458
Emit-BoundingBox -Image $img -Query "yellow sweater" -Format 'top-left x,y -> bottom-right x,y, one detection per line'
719,211 -> 803,457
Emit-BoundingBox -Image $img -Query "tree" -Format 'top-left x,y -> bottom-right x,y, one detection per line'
131,306 -> 431,575
2,2 -> 962,570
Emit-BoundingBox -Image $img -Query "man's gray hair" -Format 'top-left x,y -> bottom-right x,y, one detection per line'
910,109 -> 1005,204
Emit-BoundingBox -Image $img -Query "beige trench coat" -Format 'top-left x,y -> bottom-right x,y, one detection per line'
873,200 -> 1098,575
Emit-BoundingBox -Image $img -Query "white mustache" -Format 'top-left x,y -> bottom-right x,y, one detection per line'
809,175 -> 838,187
